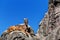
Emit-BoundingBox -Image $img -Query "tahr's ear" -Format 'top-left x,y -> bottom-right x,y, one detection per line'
24,18 -> 28,26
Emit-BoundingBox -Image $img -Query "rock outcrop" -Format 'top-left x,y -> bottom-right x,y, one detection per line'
37,0 -> 60,40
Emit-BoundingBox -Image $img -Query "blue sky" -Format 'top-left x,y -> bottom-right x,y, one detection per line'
0,0 -> 48,35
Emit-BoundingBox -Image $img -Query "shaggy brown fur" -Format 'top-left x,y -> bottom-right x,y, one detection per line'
7,25 -> 30,36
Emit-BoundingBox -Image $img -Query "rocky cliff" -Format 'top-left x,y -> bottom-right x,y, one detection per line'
38,0 -> 60,40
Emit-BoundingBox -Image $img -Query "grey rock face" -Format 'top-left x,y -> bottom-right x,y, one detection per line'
1,31 -> 35,40
37,0 -> 60,40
